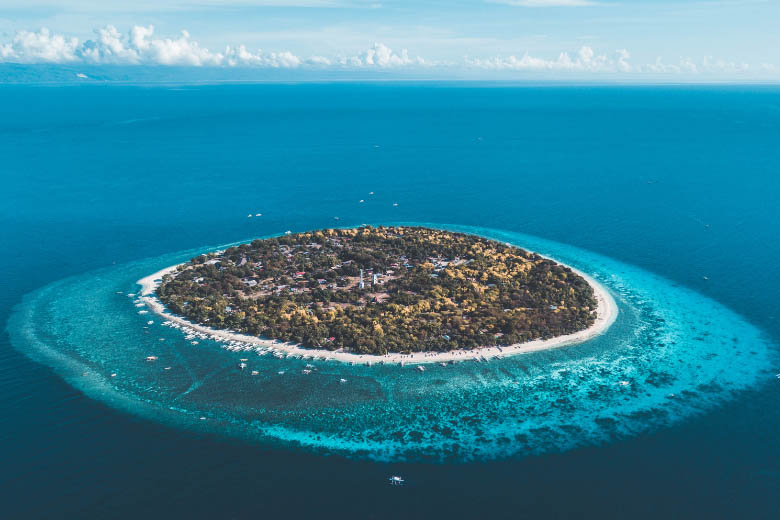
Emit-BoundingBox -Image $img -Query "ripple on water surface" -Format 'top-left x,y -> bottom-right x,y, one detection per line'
7,225 -> 776,461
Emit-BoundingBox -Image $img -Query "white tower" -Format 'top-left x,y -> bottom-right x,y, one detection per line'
359,269 -> 365,289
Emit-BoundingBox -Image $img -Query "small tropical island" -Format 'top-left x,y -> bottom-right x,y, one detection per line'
154,226 -> 603,356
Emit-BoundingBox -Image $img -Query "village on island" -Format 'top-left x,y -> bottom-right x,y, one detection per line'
133,226 -> 616,366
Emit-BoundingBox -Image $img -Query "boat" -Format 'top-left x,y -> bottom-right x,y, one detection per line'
388,475 -> 405,486
238,362 -> 247,370
339,378 -> 347,383
416,365 -> 425,372
145,356 -> 158,361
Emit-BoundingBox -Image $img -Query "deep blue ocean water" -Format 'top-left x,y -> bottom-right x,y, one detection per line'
2,83 -> 780,518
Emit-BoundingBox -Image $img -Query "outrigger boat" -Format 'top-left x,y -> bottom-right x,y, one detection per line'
388,475 -> 405,486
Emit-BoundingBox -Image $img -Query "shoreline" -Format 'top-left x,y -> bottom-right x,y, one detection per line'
137,257 -> 617,365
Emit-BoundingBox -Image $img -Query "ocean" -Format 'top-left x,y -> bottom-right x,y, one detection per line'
1,83 -> 779,518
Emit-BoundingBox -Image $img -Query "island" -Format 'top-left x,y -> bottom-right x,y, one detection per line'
152,226 -> 605,356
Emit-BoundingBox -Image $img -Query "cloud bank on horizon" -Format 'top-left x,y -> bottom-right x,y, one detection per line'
0,25 -> 774,78
0,26 -> 423,69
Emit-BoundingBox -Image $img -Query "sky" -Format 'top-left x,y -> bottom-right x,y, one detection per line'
0,0 -> 778,80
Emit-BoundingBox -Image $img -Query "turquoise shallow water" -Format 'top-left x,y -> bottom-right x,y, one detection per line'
9,224 -> 775,462
4,83 -> 780,517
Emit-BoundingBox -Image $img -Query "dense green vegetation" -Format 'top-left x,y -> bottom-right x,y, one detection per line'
157,226 -> 597,354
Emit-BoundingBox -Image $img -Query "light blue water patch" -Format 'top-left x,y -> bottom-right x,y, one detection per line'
7,225 -> 777,462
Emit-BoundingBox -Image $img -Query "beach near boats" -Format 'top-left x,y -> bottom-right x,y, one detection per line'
136,259 -> 617,366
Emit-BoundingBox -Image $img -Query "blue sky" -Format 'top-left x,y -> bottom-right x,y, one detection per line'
1,0 -> 778,79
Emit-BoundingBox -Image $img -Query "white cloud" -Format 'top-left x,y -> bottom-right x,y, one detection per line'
464,47 -> 768,76
1,26 -> 227,66
222,45 -> 302,68
0,25 -> 425,70
639,56 -> 751,74
339,42 -> 424,68
0,25 -> 775,77
1,28 -> 80,63
465,46 -> 631,72
305,55 -> 333,66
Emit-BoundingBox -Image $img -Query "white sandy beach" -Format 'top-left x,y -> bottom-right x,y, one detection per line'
137,259 -> 617,365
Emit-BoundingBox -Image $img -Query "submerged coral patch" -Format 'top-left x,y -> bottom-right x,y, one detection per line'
7,225 -> 776,462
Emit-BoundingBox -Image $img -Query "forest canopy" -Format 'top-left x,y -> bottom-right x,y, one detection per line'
156,226 -> 597,354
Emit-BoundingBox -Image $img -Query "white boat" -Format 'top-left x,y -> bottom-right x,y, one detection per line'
145,356 -> 158,361
339,378 -> 347,383
416,365 -> 425,372
389,475 -> 405,486
238,362 -> 247,370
